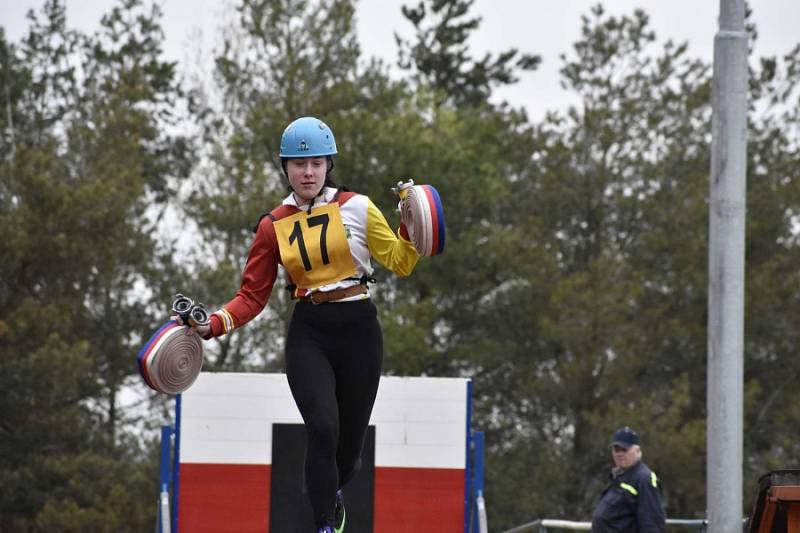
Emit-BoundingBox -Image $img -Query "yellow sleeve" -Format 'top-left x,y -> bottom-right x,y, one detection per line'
366,198 -> 420,277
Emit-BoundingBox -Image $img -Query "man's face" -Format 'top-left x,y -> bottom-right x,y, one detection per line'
611,444 -> 638,470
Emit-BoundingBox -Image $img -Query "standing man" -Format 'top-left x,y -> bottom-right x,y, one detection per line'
591,427 -> 666,533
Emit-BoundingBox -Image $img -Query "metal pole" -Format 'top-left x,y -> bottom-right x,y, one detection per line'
498,519 -> 707,533
160,488 -> 171,533
465,380 -> 473,533
172,395 -> 183,533
708,1 -> 747,532
476,492 -> 488,533
472,432 -> 488,533
158,425 -> 174,533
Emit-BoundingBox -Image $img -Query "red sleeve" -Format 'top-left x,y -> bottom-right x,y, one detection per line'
209,216 -> 280,337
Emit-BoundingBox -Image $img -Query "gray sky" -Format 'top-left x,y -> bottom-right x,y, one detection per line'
3,0 -> 799,120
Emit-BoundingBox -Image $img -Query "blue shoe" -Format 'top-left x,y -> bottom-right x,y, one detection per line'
317,527 -> 334,533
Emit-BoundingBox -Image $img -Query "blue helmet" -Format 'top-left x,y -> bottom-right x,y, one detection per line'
279,116 -> 337,158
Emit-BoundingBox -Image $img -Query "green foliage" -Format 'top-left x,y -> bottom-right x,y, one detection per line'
479,5 -> 800,529
4,0 -> 800,530
741,39 -> 800,497
480,6 -> 715,525
185,0 -> 800,527
397,0 -> 541,107
1,0 -> 190,528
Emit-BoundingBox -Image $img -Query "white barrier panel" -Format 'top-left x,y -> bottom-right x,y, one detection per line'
176,373 -> 470,532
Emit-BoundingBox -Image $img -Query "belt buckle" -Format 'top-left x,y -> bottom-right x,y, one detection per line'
308,291 -> 324,305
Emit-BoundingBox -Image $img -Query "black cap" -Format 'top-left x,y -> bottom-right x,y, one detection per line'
610,427 -> 639,449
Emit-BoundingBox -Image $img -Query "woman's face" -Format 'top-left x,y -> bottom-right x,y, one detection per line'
286,157 -> 327,204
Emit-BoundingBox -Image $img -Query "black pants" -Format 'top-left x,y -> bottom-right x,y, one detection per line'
285,299 -> 383,528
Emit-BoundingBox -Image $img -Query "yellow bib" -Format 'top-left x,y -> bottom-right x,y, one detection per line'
273,202 -> 358,289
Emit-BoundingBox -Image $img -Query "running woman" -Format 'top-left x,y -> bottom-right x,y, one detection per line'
186,116 -> 420,532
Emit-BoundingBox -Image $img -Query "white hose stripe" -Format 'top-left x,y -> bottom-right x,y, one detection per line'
402,185 -> 440,256
141,324 -> 204,394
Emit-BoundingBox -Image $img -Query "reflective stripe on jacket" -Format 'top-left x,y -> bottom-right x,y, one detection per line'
591,461 -> 666,533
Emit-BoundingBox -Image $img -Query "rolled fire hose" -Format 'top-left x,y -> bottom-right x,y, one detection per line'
394,180 -> 446,257
137,320 -> 204,394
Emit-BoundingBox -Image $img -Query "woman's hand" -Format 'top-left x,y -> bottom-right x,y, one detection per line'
172,314 -> 211,339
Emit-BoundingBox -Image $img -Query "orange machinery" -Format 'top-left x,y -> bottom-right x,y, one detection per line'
748,470 -> 800,533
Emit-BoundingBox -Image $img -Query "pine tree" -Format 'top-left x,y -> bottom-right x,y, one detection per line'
0,1 -> 191,529
396,0 -> 540,107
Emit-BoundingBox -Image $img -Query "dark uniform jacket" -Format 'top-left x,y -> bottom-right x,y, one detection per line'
591,461 -> 666,533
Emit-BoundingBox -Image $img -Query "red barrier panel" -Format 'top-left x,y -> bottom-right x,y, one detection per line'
179,464 -> 270,532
